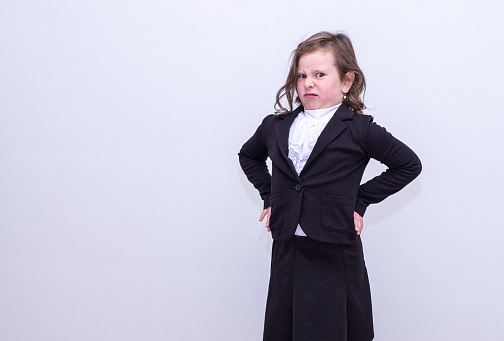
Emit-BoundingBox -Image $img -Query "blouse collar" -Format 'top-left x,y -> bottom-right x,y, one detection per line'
303,103 -> 341,121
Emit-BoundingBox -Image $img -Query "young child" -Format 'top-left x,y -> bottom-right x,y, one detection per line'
238,32 -> 421,341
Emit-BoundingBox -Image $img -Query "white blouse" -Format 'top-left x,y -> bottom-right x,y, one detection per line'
288,103 -> 341,236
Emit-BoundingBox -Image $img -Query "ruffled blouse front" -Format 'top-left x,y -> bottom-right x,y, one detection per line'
288,104 -> 340,175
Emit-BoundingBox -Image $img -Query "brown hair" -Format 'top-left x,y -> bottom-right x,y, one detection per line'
275,31 -> 366,114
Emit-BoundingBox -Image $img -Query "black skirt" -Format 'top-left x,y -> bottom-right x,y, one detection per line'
263,236 -> 374,341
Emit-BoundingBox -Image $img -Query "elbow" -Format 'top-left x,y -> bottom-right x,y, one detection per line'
400,155 -> 422,183
412,156 -> 422,179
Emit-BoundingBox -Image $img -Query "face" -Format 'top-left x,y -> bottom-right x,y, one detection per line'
296,49 -> 353,110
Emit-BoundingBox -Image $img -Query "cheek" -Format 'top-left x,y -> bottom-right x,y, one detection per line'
296,80 -> 302,92
326,82 -> 340,95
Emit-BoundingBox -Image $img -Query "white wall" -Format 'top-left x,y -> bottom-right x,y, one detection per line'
1,0 -> 503,340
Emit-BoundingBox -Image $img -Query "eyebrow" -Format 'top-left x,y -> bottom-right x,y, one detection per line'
297,69 -> 325,73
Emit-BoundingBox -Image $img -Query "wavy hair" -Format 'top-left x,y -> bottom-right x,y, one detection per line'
275,31 -> 366,114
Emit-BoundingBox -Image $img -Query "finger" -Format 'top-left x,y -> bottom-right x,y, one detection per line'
266,209 -> 271,232
354,212 -> 363,235
259,210 -> 266,222
355,220 -> 362,232
355,225 -> 362,235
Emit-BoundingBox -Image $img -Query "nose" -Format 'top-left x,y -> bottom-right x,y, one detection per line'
304,77 -> 314,89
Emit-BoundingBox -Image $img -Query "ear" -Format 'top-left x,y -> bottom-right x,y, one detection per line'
342,72 -> 355,93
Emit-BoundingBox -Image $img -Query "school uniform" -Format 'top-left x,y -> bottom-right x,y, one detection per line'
239,103 -> 421,341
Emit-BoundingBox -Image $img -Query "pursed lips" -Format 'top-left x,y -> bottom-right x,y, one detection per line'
304,93 -> 318,98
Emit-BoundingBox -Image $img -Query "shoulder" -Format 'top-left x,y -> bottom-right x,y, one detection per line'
256,114 -> 280,137
261,113 -> 279,125
349,112 -> 374,126
263,106 -> 301,123
336,103 -> 373,124
259,106 -> 301,128
337,105 -> 375,141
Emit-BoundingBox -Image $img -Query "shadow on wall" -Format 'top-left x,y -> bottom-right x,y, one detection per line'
237,166 -> 273,250
365,177 -> 423,225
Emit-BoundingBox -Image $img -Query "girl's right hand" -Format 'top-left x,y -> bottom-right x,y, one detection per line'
259,207 -> 271,232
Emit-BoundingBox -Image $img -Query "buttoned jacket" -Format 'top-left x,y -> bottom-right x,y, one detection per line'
239,104 -> 421,244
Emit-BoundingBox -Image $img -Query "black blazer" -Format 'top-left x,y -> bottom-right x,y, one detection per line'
239,104 -> 421,244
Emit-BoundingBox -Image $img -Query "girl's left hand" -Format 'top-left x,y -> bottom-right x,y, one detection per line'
354,212 -> 363,235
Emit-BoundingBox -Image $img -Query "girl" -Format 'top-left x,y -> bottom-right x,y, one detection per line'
239,32 -> 421,341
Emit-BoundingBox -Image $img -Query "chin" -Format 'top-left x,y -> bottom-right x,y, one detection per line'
304,104 -> 324,110
301,102 -> 320,110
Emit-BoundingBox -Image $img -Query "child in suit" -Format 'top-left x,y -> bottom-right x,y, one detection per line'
239,31 -> 421,341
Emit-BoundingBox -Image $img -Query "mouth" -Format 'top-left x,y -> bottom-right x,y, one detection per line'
304,93 -> 318,98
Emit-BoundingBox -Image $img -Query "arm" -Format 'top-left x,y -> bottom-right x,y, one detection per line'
354,119 -> 422,217
238,116 -> 273,209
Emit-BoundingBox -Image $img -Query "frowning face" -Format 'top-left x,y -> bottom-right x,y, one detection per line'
296,49 -> 353,110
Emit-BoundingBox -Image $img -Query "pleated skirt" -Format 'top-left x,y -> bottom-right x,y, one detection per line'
263,236 -> 374,341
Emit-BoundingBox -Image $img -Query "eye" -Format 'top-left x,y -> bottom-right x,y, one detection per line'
315,72 -> 325,78
298,74 -> 306,79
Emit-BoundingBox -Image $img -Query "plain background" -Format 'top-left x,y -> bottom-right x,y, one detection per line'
1,0 -> 503,340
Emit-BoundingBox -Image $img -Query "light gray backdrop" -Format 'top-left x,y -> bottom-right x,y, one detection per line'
1,0 -> 503,340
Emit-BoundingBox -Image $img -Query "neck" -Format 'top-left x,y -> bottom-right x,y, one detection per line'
304,103 -> 341,119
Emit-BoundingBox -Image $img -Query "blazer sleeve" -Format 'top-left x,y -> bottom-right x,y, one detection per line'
354,118 -> 422,216
238,115 -> 273,209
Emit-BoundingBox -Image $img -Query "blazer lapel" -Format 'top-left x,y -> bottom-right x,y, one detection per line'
301,104 -> 354,172
276,106 -> 303,176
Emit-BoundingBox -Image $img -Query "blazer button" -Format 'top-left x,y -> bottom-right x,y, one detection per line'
294,184 -> 302,192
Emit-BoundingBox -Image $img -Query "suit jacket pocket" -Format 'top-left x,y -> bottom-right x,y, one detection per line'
269,194 -> 284,230
320,194 -> 354,232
